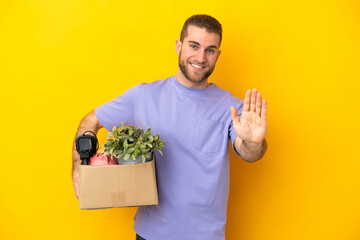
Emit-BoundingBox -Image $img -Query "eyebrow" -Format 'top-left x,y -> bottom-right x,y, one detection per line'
188,41 -> 218,49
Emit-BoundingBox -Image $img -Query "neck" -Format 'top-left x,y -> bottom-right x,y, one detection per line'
176,67 -> 210,89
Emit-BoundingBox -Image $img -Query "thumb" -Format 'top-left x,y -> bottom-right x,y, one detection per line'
230,106 -> 240,124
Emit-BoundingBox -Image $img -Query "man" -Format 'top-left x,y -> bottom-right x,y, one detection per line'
72,14 -> 267,240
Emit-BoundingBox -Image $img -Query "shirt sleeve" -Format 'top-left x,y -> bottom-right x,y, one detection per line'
228,97 -> 244,158
95,84 -> 142,131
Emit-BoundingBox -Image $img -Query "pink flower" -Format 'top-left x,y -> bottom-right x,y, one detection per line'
89,152 -> 118,165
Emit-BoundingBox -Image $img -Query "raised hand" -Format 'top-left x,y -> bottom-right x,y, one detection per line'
231,89 -> 267,144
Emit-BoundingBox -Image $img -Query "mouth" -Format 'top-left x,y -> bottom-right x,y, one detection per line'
189,62 -> 206,71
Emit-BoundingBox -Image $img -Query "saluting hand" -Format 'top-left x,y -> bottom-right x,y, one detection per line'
231,89 -> 267,144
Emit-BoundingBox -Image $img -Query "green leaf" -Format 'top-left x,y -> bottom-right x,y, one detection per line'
142,154 -> 146,163
112,126 -> 117,134
158,150 -> 163,156
124,153 -> 130,160
127,148 -> 135,153
131,153 -> 136,160
146,143 -> 153,148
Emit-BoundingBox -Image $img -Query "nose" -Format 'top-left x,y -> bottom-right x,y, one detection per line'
194,49 -> 206,63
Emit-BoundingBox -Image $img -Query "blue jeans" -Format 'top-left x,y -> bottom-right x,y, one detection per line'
136,234 -> 146,240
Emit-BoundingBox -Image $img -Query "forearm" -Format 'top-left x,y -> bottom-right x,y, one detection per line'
234,136 -> 267,162
72,110 -> 102,176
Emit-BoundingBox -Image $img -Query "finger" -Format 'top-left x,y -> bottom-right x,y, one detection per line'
74,180 -> 79,199
261,99 -> 267,120
255,93 -> 262,115
73,174 -> 79,199
230,106 -> 240,124
243,89 -> 251,112
250,88 -> 257,112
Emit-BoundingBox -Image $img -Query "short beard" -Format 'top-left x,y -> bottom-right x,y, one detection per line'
178,52 -> 215,84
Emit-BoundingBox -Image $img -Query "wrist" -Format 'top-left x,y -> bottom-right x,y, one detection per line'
243,139 -> 263,148
241,139 -> 267,162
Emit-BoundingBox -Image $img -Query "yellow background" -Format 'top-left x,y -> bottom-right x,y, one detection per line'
1,0 -> 359,239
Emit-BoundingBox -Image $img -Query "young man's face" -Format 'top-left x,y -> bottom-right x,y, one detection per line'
176,25 -> 221,84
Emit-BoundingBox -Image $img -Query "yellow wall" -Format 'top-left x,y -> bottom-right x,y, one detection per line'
1,0 -> 359,239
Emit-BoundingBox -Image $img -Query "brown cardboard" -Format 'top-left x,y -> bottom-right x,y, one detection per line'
79,156 -> 158,209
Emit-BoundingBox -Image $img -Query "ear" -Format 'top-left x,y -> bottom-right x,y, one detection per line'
175,40 -> 182,55
216,50 -> 222,61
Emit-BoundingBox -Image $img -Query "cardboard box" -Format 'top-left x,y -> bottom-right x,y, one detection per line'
79,156 -> 158,209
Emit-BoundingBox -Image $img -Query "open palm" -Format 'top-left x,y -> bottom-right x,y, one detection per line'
231,89 -> 267,144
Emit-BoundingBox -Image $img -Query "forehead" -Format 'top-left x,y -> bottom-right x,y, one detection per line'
184,25 -> 221,48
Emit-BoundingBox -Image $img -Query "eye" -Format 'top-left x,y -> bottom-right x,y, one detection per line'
190,45 -> 198,49
206,49 -> 215,54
